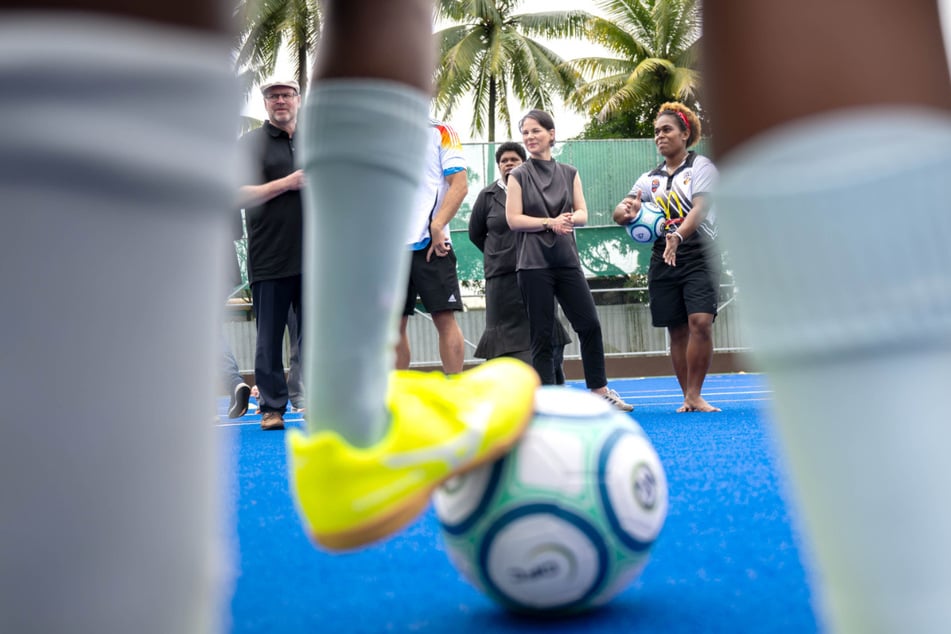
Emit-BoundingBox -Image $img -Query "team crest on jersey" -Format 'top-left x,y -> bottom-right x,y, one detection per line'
682,171 -> 692,186
651,178 -> 660,193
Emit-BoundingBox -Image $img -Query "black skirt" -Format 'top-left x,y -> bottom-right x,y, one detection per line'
475,272 -> 571,359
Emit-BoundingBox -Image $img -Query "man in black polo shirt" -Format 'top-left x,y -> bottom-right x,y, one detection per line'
237,79 -> 305,431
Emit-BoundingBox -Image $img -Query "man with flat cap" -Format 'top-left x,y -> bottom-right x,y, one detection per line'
237,79 -> 305,430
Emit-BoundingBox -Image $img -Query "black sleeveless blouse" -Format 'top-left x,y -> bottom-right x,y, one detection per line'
510,158 -> 581,271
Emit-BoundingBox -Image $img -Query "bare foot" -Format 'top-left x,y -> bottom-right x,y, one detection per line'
677,397 -> 721,413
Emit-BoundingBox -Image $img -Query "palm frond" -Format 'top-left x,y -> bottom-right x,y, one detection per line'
232,0 -> 321,99
434,2 -> 594,140
568,0 -> 703,130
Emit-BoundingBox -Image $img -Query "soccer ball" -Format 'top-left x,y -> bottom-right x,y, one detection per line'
625,202 -> 667,243
433,387 -> 668,614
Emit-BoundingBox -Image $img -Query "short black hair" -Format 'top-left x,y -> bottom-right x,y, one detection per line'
495,141 -> 526,165
518,109 -> 555,133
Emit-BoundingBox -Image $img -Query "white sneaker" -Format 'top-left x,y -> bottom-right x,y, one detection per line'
600,388 -> 633,412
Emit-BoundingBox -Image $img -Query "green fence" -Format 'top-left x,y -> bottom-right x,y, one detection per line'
233,138 -> 712,293
451,138 -> 711,282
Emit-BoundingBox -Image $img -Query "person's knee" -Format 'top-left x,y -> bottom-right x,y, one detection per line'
432,311 -> 461,335
687,314 -> 715,339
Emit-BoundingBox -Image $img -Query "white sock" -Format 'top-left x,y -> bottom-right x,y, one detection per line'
300,80 -> 430,447
716,107 -> 951,634
0,14 -> 238,634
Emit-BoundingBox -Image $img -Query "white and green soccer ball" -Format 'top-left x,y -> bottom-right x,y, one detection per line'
434,386 -> 668,614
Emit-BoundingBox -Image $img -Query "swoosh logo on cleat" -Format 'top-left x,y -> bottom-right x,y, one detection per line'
352,471 -> 428,512
351,403 -> 496,511
382,402 -> 493,471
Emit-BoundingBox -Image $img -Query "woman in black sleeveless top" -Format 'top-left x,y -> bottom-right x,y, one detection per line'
504,109 -> 633,412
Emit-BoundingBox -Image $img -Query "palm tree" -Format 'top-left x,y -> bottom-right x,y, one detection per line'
233,0 -> 321,99
434,0 -> 593,142
568,0 -> 702,137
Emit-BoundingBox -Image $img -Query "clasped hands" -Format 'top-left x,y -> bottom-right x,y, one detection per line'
549,212 -> 575,235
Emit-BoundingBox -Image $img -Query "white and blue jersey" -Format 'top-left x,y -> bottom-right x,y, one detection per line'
407,119 -> 467,250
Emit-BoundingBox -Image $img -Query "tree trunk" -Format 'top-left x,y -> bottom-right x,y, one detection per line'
488,77 -> 497,142
296,41 -> 308,96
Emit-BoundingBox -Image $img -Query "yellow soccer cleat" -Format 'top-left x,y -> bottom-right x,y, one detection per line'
287,357 -> 540,551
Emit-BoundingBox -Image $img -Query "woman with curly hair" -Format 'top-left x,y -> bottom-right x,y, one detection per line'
613,102 -> 721,412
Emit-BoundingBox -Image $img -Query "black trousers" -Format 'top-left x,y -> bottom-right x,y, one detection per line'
251,275 -> 302,414
505,346 -> 566,384
518,267 -> 606,389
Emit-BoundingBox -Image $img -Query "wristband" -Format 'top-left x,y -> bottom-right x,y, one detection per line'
671,231 -> 684,242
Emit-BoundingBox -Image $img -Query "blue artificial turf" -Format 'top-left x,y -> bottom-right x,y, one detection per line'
219,374 -> 822,633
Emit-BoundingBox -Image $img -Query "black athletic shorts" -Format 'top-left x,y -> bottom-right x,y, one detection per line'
402,246 -> 464,316
647,249 -> 720,327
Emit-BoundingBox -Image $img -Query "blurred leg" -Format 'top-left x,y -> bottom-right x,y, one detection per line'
289,0 -> 539,551
705,1 -> 951,631
301,0 -> 434,446
703,0 -> 950,157
0,4 -> 236,631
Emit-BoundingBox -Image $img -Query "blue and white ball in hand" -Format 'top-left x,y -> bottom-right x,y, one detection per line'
625,202 -> 667,243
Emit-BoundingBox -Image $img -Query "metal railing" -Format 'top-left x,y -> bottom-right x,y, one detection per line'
223,283 -> 749,372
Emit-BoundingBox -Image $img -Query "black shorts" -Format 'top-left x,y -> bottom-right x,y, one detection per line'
648,250 -> 720,327
402,246 -> 464,316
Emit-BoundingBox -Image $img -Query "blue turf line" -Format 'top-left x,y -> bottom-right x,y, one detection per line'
219,374 -> 822,633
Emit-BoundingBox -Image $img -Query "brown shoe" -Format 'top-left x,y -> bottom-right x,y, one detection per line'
261,411 -> 285,431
